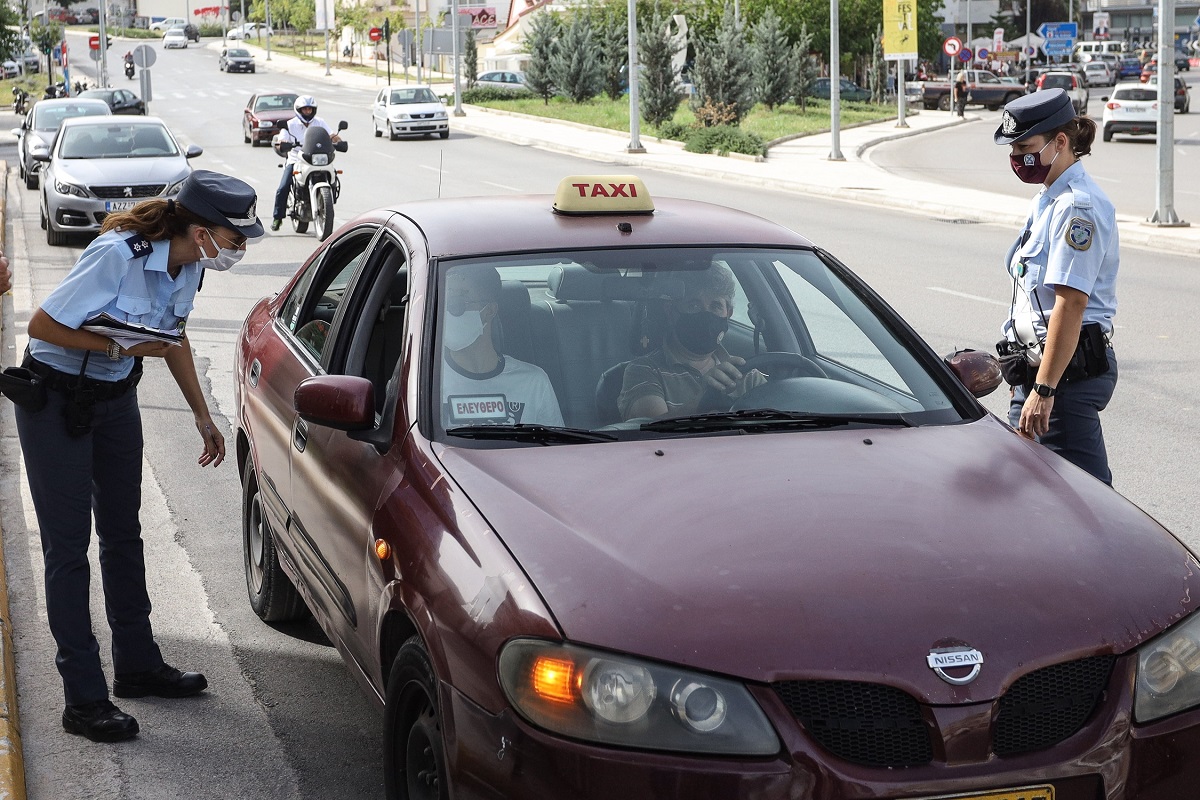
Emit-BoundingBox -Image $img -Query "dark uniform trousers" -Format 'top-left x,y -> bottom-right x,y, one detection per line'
14,386 -> 163,705
1009,348 -> 1118,486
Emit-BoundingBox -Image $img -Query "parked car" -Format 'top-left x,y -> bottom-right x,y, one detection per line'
11,97 -> 110,190
371,85 -> 449,140
475,70 -> 527,90
242,90 -> 298,146
78,88 -> 146,115
1140,56 -> 1190,83
149,16 -> 186,31
811,77 -> 872,102
1102,82 -> 1158,141
234,172 -> 1200,798
162,28 -> 188,49
219,47 -> 255,73
1036,71 -> 1089,114
1083,61 -> 1115,87
1,60 -> 18,79
1144,73 -> 1191,113
19,50 -> 40,73
34,116 -> 202,245
227,22 -> 273,39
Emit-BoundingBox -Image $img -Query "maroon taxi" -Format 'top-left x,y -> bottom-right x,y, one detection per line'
234,176 -> 1200,799
242,90 -> 297,146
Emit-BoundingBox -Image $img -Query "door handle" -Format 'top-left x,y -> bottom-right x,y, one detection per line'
293,418 -> 308,452
248,359 -> 261,388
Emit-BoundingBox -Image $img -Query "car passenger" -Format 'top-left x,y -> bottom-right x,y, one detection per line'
618,264 -> 765,421
441,266 -> 564,428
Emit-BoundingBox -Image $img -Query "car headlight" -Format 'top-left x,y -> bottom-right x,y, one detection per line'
498,639 -> 779,755
433,112 -> 447,119
165,178 -> 187,195
1136,611 -> 1200,722
256,120 -> 274,129
390,113 -> 410,121
54,178 -> 89,198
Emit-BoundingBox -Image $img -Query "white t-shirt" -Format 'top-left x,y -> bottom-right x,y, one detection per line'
441,354 -> 564,428
282,116 -> 334,164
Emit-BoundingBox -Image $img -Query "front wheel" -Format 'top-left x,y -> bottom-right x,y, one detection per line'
1102,126 -> 1113,142
438,130 -> 449,140
938,94 -> 951,111
242,453 -> 308,622
314,185 -> 335,241
383,637 -> 448,800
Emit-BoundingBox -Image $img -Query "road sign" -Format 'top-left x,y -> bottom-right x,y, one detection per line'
1043,39 -> 1072,57
133,44 -> 156,69
977,47 -> 990,60
1037,22 -> 1078,40
89,35 -> 99,50
88,48 -> 101,61
958,49 -> 973,62
944,36 -> 963,56
369,26 -> 382,42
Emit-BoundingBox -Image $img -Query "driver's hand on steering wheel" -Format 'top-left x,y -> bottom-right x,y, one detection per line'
701,356 -> 747,395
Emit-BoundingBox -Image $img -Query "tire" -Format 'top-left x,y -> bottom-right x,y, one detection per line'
438,130 -> 448,140
46,219 -> 68,246
375,118 -> 382,138
389,127 -> 399,141
39,202 -> 47,230
243,123 -> 251,144
1002,92 -> 1021,106
242,453 -> 308,622
923,101 -> 936,110
1103,126 -> 1113,142
25,168 -> 36,190
938,94 -> 951,112
314,185 -> 334,242
383,637 -> 448,800
251,67 -> 256,73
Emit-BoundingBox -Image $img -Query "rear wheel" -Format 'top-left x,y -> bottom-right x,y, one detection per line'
25,168 -> 37,190
314,185 -> 334,242
383,638 -> 448,800
243,122 -> 251,143
1102,125 -> 1113,142
242,453 -> 308,622
938,94 -> 951,111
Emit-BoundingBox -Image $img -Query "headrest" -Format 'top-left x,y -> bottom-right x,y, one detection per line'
547,264 -> 684,302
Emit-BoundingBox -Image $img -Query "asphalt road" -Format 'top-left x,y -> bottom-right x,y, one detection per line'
0,38 -> 1197,799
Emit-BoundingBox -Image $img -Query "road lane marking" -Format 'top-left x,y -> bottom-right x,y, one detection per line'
482,181 -> 521,192
928,287 -> 1007,306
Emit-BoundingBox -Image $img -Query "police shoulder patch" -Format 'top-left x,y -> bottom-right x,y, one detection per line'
123,233 -> 153,258
1066,217 -> 1094,251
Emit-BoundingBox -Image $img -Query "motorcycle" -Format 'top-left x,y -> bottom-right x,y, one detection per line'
11,87 -> 29,115
43,81 -> 66,99
275,121 -> 349,242
124,58 -> 135,80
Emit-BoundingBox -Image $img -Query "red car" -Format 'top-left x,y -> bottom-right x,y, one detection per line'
242,90 -> 297,146
235,175 -> 1200,799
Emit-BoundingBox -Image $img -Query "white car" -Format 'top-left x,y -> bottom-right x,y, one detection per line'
228,22 -> 273,39
149,16 -> 186,31
371,85 -> 449,140
1,60 -> 19,79
163,28 -> 188,49
1101,82 -> 1158,142
475,70 -> 526,90
1083,62 -> 1114,87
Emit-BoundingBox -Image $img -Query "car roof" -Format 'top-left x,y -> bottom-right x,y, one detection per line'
381,194 -> 814,258
33,97 -> 110,110
60,115 -> 168,130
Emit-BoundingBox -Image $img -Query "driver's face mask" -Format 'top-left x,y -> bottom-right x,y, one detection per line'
673,309 -> 729,355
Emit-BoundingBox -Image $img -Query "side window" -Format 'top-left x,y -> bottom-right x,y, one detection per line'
281,231 -> 376,363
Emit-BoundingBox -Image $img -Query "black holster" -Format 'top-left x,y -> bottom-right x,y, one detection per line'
1062,322 -> 1111,382
0,366 -> 48,412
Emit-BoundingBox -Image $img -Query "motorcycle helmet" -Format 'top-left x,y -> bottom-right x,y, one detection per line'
294,96 -> 318,123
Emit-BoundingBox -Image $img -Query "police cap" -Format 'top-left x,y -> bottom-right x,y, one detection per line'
993,88 -> 1077,145
177,170 -> 264,238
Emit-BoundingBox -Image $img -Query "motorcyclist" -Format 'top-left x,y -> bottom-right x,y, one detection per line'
271,95 -> 342,232
124,51 -> 135,79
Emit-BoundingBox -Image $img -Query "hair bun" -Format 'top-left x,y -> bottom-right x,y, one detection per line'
166,199 -> 176,214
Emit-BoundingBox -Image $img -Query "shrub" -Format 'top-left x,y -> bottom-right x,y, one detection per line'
638,3 -> 683,128
461,86 -> 534,103
655,120 -> 689,141
683,124 -> 764,157
689,4 -> 753,126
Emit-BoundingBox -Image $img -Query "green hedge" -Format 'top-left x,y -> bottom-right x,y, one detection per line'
462,86 -> 534,104
681,125 -> 765,157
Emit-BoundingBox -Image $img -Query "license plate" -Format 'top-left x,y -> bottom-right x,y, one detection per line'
921,786 -> 1053,800
105,200 -> 137,211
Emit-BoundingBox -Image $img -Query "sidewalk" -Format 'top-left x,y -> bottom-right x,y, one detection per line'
232,38 -> 1200,256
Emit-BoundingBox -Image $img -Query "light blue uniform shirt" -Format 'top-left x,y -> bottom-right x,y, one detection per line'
31,229 -> 201,381
1003,161 -> 1119,341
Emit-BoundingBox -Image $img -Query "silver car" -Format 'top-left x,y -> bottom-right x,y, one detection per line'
36,116 -> 203,246
474,70 -> 526,90
13,98 -> 111,190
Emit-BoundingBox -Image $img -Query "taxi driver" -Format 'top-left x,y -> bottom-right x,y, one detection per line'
618,264 -> 765,421
440,265 -> 564,428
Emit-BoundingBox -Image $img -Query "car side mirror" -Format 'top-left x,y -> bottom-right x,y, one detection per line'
295,375 -> 376,431
185,144 -> 203,158
337,120 -> 348,132
10,128 -> 20,136
32,152 -> 50,162
1101,95 -> 1109,102
944,349 -> 1002,398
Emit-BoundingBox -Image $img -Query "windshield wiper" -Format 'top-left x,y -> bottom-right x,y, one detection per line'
447,424 -> 617,445
640,409 -> 914,433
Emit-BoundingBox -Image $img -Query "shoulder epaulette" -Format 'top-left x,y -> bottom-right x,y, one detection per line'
123,233 -> 153,258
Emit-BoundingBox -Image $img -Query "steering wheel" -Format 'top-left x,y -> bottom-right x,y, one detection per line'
740,351 -> 828,380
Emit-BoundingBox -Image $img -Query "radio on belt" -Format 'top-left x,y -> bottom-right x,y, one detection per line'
553,175 -> 654,215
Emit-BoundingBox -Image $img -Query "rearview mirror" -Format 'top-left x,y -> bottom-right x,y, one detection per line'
337,120 -> 348,131
944,349 -> 1002,398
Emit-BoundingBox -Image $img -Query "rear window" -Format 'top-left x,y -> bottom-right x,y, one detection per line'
1041,75 -> 1073,90
1113,87 -> 1156,101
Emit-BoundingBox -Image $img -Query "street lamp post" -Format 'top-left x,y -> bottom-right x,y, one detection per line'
451,0 -> 464,115
265,0 -> 271,60
829,0 -> 844,160
626,0 -> 644,152
1148,0 -> 1187,226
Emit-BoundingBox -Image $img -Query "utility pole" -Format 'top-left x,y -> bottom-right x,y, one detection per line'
98,0 -> 108,87
829,0 -> 844,160
626,0 -> 644,152
1148,0 -> 1188,226
415,0 -> 422,84
265,0 -> 272,60
451,0 -> 463,115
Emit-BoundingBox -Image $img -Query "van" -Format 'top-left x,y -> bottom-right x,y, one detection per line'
1075,41 -> 1127,58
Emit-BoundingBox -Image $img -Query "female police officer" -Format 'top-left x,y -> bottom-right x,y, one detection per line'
994,88 -> 1119,485
14,170 -> 261,742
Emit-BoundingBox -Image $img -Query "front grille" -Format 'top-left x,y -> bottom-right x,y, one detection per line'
411,112 -> 435,120
90,184 -> 165,199
993,655 -> 1115,756
773,680 -> 932,767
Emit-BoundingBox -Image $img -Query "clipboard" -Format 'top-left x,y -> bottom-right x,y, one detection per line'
82,312 -> 185,350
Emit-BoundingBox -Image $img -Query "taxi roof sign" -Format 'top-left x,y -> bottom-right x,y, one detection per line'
553,175 -> 654,215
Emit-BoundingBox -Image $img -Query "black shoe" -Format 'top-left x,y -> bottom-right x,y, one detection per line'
113,664 -> 208,699
63,699 -> 139,743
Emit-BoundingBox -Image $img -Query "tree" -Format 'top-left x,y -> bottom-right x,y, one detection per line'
336,0 -> 370,63
690,4 -> 754,126
791,22 -> 818,111
868,24 -> 888,103
551,12 -> 604,102
464,27 -> 478,88
0,2 -> 21,63
593,2 -> 627,101
523,11 -> 560,103
638,3 -> 683,128
750,6 -> 792,111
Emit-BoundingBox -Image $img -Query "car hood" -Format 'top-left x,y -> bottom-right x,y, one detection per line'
56,157 -> 189,186
438,416 -> 1198,702
388,102 -> 444,115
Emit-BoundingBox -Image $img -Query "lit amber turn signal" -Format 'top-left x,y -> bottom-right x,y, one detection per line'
374,539 -> 391,560
532,657 -> 576,703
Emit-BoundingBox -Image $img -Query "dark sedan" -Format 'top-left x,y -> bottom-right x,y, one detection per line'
234,173 -> 1200,799
242,90 -> 297,146
810,76 -> 872,101
219,47 -> 255,73
77,87 -> 145,115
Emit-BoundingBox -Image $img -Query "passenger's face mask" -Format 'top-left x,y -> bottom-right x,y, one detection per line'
444,308 -> 485,351
673,310 -> 729,355
1009,138 -> 1060,184
198,229 -> 245,271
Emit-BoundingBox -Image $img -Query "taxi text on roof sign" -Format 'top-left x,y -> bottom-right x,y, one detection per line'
553,175 -> 654,215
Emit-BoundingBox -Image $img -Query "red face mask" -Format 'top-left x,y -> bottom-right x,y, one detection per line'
1009,138 -> 1059,184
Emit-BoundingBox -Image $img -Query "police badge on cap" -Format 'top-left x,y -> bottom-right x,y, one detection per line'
176,170 -> 264,238
994,89 -> 1077,145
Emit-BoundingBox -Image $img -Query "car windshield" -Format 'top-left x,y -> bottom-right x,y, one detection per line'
1114,87 -> 1157,101
390,88 -> 438,104
255,93 -> 298,111
228,49 -> 250,57
1041,75 -> 1074,90
433,248 -> 965,442
58,123 -> 179,159
33,103 -> 108,131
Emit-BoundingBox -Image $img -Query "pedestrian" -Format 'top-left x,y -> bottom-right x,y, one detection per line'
993,89 -> 1119,484
953,72 -> 968,117
13,170 -> 262,743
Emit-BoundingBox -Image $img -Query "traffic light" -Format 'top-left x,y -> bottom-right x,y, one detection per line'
383,18 -> 390,43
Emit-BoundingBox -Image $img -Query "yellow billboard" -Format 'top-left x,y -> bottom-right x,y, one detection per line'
883,0 -> 919,61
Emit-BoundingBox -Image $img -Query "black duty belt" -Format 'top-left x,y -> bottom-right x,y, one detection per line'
23,355 -> 143,401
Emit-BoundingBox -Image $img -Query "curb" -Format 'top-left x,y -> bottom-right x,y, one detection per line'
0,157 -> 28,800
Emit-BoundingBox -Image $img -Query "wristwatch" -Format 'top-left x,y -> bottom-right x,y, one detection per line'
1032,382 -> 1057,398
106,340 -> 122,361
